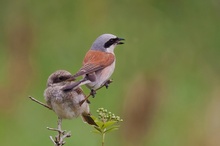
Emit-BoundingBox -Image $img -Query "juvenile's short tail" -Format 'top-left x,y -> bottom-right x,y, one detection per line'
81,113 -> 97,126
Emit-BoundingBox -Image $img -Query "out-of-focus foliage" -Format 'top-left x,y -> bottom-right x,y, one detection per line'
0,0 -> 220,146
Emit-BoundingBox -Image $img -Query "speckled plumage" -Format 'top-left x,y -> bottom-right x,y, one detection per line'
44,70 -> 94,124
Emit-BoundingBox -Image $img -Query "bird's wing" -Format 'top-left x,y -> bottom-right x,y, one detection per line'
73,50 -> 115,77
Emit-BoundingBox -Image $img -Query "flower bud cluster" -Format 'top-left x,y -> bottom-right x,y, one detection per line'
96,108 -> 123,123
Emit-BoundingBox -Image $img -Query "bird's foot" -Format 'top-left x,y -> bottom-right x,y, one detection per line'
90,89 -> 96,98
104,79 -> 113,89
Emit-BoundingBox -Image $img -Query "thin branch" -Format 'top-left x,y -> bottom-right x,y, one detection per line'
49,136 -> 56,145
80,79 -> 113,106
47,117 -> 71,146
28,96 -> 52,110
47,127 -> 65,134
61,131 -> 71,141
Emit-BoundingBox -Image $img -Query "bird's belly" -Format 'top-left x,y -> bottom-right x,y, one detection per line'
87,61 -> 115,90
50,93 -> 87,119
51,102 -> 80,119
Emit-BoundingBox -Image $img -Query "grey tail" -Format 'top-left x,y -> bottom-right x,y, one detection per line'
62,78 -> 88,91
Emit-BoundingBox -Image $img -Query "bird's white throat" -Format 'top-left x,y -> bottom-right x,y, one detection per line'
106,44 -> 116,54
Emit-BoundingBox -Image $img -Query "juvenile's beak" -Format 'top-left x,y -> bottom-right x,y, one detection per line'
117,37 -> 125,45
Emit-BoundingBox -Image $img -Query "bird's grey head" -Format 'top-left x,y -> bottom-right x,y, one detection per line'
46,70 -> 72,87
90,34 -> 125,53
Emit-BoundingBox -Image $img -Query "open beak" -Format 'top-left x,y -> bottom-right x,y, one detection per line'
116,37 -> 125,45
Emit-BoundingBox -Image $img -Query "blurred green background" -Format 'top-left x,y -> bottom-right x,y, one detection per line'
1,0 -> 220,146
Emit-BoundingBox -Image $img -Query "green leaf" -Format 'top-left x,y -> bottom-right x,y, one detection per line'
95,121 -> 104,128
92,129 -> 102,135
91,116 -> 105,128
102,121 -> 117,129
94,126 -> 103,133
104,126 -> 120,133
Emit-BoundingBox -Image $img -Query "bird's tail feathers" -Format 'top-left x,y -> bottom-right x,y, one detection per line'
62,78 -> 91,91
66,76 -> 76,81
81,113 -> 97,126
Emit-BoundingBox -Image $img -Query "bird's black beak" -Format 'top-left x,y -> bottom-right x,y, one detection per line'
116,37 -> 125,45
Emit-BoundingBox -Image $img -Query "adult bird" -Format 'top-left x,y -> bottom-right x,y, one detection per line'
63,34 -> 125,99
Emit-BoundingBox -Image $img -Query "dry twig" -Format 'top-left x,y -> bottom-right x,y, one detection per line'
28,96 -> 52,110
28,96 -> 71,146
47,117 -> 71,146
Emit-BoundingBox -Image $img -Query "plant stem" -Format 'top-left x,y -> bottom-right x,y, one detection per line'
102,132 -> 105,146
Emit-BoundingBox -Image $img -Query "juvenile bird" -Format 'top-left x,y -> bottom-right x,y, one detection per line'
44,70 -> 96,125
63,34 -> 125,98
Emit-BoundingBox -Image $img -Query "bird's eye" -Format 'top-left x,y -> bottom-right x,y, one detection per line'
58,76 -> 66,81
104,38 -> 117,48
52,76 -> 68,84
110,39 -> 114,42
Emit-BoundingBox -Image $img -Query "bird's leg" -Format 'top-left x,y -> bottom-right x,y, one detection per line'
79,89 -> 96,106
96,79 -> 113,91
56,117 -> 63,142
90,89 -> 96,98
86,73 -> 97,98
79,73 -> 97,106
